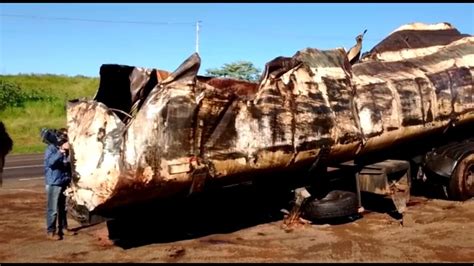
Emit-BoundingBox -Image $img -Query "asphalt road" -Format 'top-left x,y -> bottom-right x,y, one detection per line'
3,153 -> 44,180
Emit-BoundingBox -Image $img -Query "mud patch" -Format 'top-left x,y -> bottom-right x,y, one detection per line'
0,181 -> 473,262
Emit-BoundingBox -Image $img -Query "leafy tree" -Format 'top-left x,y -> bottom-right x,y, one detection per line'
205,61 -> 261,82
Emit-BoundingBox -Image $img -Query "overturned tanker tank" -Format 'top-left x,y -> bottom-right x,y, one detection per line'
66,22 -> 474,220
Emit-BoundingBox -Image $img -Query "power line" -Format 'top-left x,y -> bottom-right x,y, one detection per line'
202,24 -> 386,42
0,14 -> 195,26
0,13 -> 389,41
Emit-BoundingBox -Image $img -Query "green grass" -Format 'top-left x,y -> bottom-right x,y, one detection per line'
0,74 -> 99,154
0,74 -> 98,100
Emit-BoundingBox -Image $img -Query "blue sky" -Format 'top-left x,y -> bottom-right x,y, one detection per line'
1,3 -> 473,77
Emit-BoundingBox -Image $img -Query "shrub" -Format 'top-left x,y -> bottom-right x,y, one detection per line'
0,80 -> 55,110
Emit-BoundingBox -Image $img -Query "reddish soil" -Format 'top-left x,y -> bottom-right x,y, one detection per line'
0,178 -> 473,262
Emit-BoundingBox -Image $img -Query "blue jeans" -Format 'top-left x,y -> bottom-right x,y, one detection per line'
45,185 -> 68,234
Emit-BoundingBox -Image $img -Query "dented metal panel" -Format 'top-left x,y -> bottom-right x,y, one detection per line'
66,22 -> 474,213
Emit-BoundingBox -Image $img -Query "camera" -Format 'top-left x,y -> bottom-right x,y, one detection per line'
40,128 -> 68,147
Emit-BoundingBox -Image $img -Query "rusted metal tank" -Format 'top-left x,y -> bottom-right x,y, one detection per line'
66,22 -> 474,214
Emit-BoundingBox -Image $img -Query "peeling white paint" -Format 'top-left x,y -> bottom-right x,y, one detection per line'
391,22 -> 454,34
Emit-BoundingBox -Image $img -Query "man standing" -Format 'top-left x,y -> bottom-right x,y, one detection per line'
44,128 -> 76,240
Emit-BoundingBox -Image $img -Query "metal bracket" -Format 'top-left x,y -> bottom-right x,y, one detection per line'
356,159 -> 411,214
283,187 -> 311,227
188,159 -> 209,195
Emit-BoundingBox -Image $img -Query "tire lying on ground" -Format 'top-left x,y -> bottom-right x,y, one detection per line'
302,190 -> 359,220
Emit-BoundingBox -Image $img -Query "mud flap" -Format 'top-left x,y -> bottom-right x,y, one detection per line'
390,174 -> 410,213
357,159 -> 411,214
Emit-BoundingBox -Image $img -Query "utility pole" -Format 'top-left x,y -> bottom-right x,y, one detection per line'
196,20 -> 201,54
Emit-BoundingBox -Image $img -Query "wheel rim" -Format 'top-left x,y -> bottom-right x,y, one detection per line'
465,163 -> 474,194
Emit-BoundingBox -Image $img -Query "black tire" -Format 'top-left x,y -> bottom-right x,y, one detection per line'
448,153 -> 474,201
303,190 -> 359,220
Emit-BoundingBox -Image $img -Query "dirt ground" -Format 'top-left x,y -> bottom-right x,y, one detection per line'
0,178 -> 473,263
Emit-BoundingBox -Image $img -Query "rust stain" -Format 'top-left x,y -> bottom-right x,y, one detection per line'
66,22 -> 474,214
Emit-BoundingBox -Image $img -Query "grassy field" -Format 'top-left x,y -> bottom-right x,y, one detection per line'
0,74 -> 99,154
